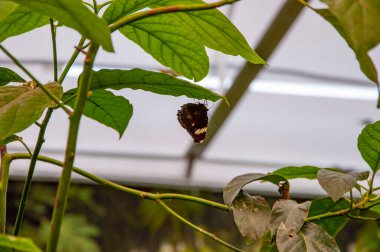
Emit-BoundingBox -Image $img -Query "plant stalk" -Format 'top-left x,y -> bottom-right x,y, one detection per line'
58,37 -> 86,84
50,19 -> 58,82
0,150 -> 11,234
46,43 -> 99,252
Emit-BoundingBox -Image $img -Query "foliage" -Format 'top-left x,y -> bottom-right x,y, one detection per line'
0,0 -> 379,252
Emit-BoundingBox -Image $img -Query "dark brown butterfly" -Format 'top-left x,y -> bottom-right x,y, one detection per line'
177,103 -> 208,144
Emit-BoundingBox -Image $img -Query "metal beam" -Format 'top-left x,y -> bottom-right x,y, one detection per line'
185,0 -> 307,178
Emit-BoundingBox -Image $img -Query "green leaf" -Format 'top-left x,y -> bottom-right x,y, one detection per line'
0,2 -> 18,21
0,234 -> 41,252
0,85 -> 30,108
0,5 -> 49,43
306,1 -> 380,84
269,200 -> 311,237
155,0 -> 265,64
0,67 -> 25,86
9,0 -> 113,52
317,169 -> 369,202
271,166 -> 321,180
64,89 -> 133,138
358,120 -> 380,173
276,222 -> 339,252
119,14 -> 209,81
223,173 -> 288,208
87,69 -> 224,102
231,190 -> 271,244
103,0 -> 161,23
0,82 -> 63,144
308,197 -> 350,237
259,232 -> 279,252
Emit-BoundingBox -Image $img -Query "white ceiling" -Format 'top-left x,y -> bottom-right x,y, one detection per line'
1,0 -> 380,197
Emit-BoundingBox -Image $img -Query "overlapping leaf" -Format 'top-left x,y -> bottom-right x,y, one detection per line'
269,200 -> 311,237
0,5 -> 49,43
272,166 -> 321,180
223,173 -> 288,208
276,222 -> 339,252
64,89 -> 133,138
232,190 -> 271,244
0,67 -> 25,86
0,234 -> 42,252
9,0 -> 113,52
358,120 -> 380,172
87,69 -> 224,102
317,169 -> 369,202
0,82 -> 63,145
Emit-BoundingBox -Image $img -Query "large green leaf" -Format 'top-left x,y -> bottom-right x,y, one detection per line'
155,0 -> 265,64
9,0 -> 113,52
0,5 -> 49,43
0,82 -> 63,144
276,222 -> 339,252
317,169 -> 369,202
0,1 -> 18,21
306,1 -> 380,84
64,89 -> 133,138
223,173 -> 288,208
308,197 -> 350,237
0,234 -> 41,252
0,67 -> 25,86
0,85 -> 31,107
86,68 -> 224,102
103,0 -> 161,23
271,166 -> 321,180
119,14 -> 209,81
358,120 -> 380,173
269,200 -> 311,237
232,190 -> 271,244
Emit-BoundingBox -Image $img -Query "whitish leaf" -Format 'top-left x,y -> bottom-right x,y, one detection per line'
0,5 -> 49,43
276,222 -> 339,252
358,120 -> 380,172
0,67 -> 25,86
155,0 -> 265,64
306,1 -> 380,84
223,173 -> 288,208
65,89 -> 133,138
0,82 -> 63,144
232,190 -> 271,243
86,68 -> 224,102
269,200 -> 311,237
0,234 -> 41,252
119,14 -> 208,81
9,0 -> 113,52
317,169 -> 369,202
308,197 -> 350,237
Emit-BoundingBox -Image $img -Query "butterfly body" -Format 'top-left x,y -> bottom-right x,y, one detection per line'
177,103 -> 208,144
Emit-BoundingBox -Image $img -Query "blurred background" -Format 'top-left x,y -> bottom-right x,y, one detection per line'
1,0 -> 380,251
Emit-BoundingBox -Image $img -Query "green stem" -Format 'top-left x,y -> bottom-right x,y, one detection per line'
12,109 -> 53,236
50,19 -> 58,82
92,0 -> 98,14
347,214 -> 378,221
157,200 -> 244,252
58,37 -> 86,84
46,43 -> 99,252
109,0 -> 238,32
10,153 -> 229,211
368,171 -> 376,197
349,190 -> 353,212
0,45 -> 71,115
0,151 -> 11,234
16,138 -> 32,157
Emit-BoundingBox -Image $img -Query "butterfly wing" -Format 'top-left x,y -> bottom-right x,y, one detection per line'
177,103 -> 208,143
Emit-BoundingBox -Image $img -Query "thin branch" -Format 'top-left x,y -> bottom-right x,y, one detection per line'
16,138 -> 32,157
0,152 -> 11,234
0,45 -> 72,115
50,19 -> 58,82
347,214 -> 378,221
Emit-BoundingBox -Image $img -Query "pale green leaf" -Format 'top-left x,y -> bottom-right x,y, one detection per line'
0,1 -> 18,21
119,14 -> 209,81
0,82 -> 63,144
0,67 -> 25,86
0,5 -> 49,43
271,166 -> 321,180
358,120 -> 380,172
0,234 -> 41,252
9,0 -> 113,52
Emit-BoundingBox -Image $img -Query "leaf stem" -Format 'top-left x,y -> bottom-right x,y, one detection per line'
0,45 -> 72,115
58,37 -> 86,84
12,109 -> 53,236
157,200 -> 244,252
50,19 -> 58,82
368,171 -> 376,197
46,43 -> 99,252
109,0 -> 239,32
16,137 -> 32,157
0,151 -> 11,234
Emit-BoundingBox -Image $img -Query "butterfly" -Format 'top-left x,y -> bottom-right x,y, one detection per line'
177,103 -> 208,144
